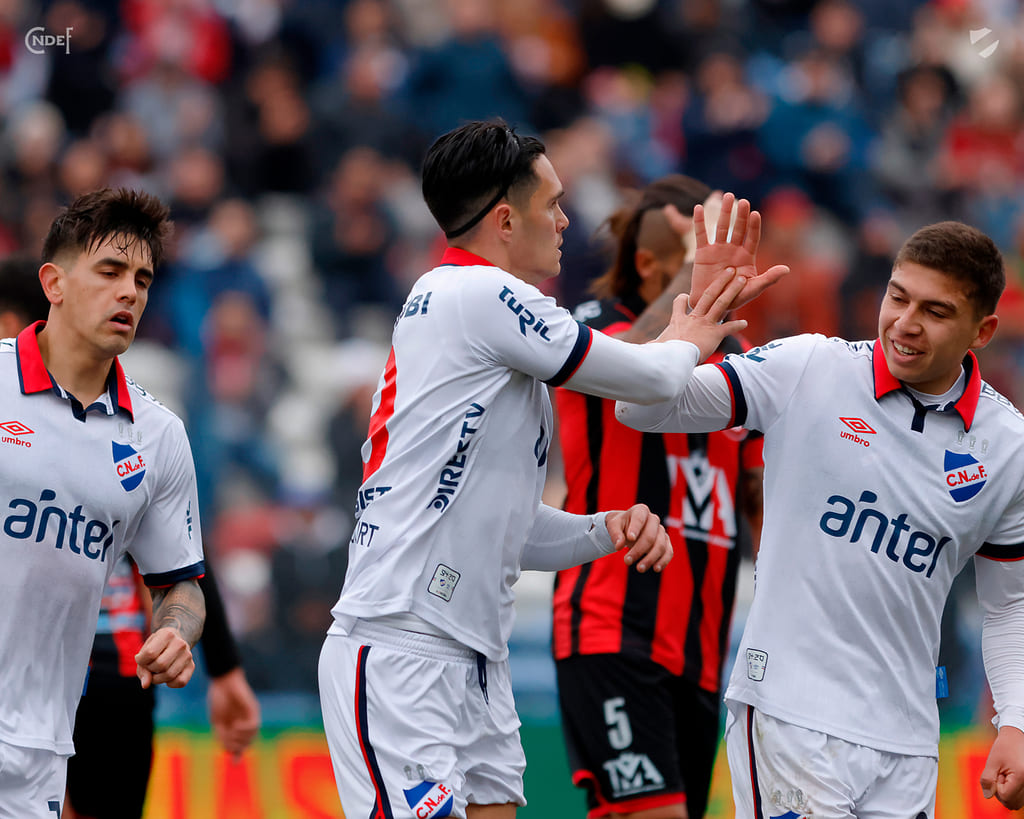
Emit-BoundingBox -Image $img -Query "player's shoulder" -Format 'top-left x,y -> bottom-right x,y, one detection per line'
122,375 -> 186,430
0,337 -> 16,355
977,380 -> 1024,430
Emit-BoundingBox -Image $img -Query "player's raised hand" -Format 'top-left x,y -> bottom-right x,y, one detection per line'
604,504 -> 672,573
690,192 -> 789,311
980,726 -> 1024,810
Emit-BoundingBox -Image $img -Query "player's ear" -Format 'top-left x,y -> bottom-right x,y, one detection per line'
38,262 -> 65,305
969,314 -> 998,351
495,202 -> 514,237
634,248 -> 659,281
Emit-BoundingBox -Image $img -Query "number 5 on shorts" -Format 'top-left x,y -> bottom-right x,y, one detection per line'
603,697 -> 633,750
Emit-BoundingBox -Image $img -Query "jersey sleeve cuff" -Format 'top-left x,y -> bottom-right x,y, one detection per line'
586,512 -> 615,554
993,706 -> 1024,734
144,560 -> 206,588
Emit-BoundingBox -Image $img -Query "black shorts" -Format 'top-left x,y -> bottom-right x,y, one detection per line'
67,678 -> 156,819
555,653 -> 720,819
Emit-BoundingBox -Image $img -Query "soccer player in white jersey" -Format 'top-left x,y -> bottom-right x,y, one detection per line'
317,119 -> 786,819
617,204 -> 1024,816
0,188 -> 207,817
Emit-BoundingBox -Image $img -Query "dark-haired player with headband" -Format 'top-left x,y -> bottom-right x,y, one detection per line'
0,188 -> 206,817
552,175 -> 764,819
318,119 -> 787,818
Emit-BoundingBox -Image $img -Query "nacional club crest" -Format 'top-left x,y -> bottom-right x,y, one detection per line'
943,450 -> 987,503
112,441 -> 147,492
403,781 -> 454,818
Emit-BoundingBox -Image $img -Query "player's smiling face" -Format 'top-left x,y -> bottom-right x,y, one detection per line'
506,154 -> 569,286
54,234 -> 153,359
879,261 -> 997,394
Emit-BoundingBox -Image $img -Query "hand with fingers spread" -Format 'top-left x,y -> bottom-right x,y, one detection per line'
655,264 -> 750,362
604,504 -> 673,573
690,192 -> 789,311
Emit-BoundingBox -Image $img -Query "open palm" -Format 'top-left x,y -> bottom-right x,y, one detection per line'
691,192 -> 789,311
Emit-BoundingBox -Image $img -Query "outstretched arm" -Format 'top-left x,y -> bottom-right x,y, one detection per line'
136,578 -> 205,689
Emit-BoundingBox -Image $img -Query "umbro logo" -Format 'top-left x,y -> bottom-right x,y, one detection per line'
1,420 -> 34,448
839,417 -> 876,434
839,417 -> 875,448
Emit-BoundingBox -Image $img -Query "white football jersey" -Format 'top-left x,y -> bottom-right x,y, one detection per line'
0,324 -> 205,754
331,249 -> 598,660
718,335 -> 1024,756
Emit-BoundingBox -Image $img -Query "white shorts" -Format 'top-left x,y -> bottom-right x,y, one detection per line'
0,741 -> 68,819
318,620 -> 526,818
724,701 -> 937,819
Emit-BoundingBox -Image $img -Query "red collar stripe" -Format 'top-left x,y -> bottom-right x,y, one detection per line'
16,320 -> 135,421
439,247 -> 495,268
871,339 -> 980,430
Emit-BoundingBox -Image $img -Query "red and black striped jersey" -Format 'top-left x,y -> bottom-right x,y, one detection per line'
552,295 -> 763,693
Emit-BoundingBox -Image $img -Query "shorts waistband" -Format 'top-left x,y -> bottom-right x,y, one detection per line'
346,618 -> 478,663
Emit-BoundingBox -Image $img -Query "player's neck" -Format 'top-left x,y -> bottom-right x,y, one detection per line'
35,324 -> 115,406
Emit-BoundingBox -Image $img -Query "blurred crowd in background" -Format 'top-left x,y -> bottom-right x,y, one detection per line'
1,0 -> 1023,701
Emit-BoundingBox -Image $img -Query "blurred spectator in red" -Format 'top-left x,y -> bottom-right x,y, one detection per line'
119,0 -> 233,85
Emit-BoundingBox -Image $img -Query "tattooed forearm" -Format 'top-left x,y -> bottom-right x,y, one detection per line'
150,579 -> 206,647
615,262 -> 692,344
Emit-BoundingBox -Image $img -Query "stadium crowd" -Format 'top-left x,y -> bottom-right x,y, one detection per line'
1,0 -> 1023,697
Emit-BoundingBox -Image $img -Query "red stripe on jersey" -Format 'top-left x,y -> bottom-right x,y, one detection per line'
363,347 -> 397,482
650,527 -> 692,676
